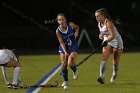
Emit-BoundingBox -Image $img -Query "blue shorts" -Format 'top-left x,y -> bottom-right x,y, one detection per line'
58,43 -> 78,54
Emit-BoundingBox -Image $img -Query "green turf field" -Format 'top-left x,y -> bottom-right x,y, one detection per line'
0,52 -> 140,93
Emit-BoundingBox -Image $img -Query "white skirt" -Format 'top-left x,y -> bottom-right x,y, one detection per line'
0,49 -> 17,65
108,35 -> 123,49
0,54 -> 10,65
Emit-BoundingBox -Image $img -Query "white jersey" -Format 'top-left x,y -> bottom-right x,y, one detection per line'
0,49 -> 17,65
98,19 -> 123,49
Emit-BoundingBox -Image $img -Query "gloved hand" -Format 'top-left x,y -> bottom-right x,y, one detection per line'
101,40 -> 108,47
101,35 -> 108,47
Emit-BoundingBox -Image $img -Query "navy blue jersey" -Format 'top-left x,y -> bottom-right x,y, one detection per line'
57,24 -> 78,53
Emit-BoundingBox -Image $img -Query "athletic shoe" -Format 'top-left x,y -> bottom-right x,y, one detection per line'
64,85 -> 68,90
61,81 -> 68,90
12,84 -> 19,89
61,81 -> 68,86
6,84 -> 12,89
97,77 -> 105,84
110,74 -> 117,83
73,71 -> 78,79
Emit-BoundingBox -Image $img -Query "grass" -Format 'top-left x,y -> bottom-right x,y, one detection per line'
0,52 -> 140,93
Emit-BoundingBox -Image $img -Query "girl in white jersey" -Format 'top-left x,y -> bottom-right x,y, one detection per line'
0,49 -> 23,89
95,8 -> 123,84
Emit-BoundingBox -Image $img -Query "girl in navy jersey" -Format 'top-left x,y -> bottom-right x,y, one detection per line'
56,13 -> 79,89
95,8 -> 123,84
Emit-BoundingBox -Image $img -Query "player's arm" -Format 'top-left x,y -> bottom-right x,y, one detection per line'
69,22 -> 79,39
56,30 -> 67,54
106,20 -> 115,42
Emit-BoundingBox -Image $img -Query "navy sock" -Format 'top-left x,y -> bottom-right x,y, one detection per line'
61,69 -> 68,81
70,65 -> 77,73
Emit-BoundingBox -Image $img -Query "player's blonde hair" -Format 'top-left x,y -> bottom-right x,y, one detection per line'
57,13 -> 67,20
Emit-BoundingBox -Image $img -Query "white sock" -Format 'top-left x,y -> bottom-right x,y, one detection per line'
1,66 -> 10,85
100,61 -> 107,78
12,67 -> 21,85
112,65 -> 118,76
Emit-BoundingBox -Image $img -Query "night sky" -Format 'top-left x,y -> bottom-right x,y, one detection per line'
0,0 -> 139,51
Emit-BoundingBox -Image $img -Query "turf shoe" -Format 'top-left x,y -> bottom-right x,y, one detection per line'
61,81 -> 68,90
64,85 -> 68,90
110,74 -> 117,83
12,84 -> 19,89
73,71 -> 78,79
97,77 -> 105,84
6,84 -> 12,89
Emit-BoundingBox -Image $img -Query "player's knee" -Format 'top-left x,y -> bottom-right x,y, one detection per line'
67,63 -> 71,67
17,64 -> 21,67
67,62 -> 72,68
102,56 -> 108,61
113,59 -> 119,64
15,62 -> 21,67
102,54 -> 109,60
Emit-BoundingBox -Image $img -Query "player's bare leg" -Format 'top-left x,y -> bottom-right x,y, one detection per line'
5,59 -> 21,89
60,53 -> 68,90
110,48 -> 122,83
1,66 -> 13,88
68,52 -> 78,79
97,45 -> 111,84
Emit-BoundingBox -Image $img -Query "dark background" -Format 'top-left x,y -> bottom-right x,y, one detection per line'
0,0 -> 140,54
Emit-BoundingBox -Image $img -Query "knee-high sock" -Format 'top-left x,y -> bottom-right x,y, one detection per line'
12,67 -> 21,85
1,66 -> 10,85
70,65 -> 77,73
100,61 -> 107,78
112,64 -> 118,76
61,69 -> 68,81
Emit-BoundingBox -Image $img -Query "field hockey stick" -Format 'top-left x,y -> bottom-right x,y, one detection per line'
22,81 -> 58,88
76,45 -> 102,67
2,2 -> 50,31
